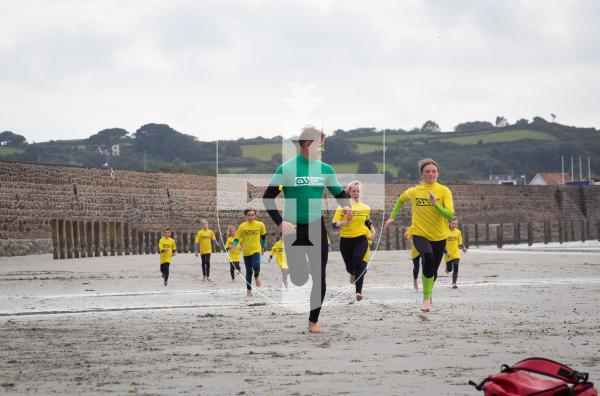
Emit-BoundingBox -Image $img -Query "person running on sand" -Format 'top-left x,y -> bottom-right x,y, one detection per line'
263,125 -> 352,334
385,158 -> 454,313
404,226 -> 421,291
233,209 -> 267,297
158,227 -> 176,286
268,237 -> 289,289
332,180 -> 375,302
355,227 -> 375,301
195,219 -> 217,282
224,226 -> 242,281
444,217 -> 467,289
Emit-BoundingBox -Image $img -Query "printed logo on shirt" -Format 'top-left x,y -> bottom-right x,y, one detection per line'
243,230 -> 261,235
294,176 -> 325,186
416,197 -> 432,206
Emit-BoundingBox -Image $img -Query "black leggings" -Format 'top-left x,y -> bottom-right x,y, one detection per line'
446,259 -> 460,284
282,217 -> 328,323
230,261 -> 241,280
160,263 -> 170,282
201,254 -> 211,277
412,256 -> 421,280
412,236 -> 446,281
340,236 -> 368,294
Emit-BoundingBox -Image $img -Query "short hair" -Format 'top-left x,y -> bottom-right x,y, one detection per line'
200,218 -> 208,224
244,208 -> 256,215
162,226 -> 171,232
297,125 -> 325,148
418,158 -> 440,174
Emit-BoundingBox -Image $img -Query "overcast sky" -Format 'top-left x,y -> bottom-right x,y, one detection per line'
1,0 -> 599,143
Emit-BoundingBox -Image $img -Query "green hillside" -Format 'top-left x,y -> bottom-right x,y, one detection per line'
1,119 -> 598,182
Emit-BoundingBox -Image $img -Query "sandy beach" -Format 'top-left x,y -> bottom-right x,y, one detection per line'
1,242 -> 599,395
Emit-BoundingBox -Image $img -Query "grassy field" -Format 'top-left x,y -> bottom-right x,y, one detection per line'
240,143 -> 281,159
328,161 -> 397,175
348,129 -> 556,146
0,146 -> 24,155
355,143 -> 383,154
217,166 -> 246,174
437,129 -> 556,145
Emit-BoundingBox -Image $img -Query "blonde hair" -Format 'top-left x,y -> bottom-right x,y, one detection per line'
227,225 -> 236,236
200,218 -> 208,225
418,158 -> 440,175
298,125 -> 326,148
345,180 -> 362,194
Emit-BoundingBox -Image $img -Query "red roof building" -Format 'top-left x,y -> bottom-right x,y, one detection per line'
529,172 -> 572,186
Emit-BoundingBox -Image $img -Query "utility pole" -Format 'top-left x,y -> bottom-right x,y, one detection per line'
561,156 -> 565,185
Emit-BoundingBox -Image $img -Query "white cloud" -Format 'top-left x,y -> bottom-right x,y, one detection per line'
0,0 -> 598,142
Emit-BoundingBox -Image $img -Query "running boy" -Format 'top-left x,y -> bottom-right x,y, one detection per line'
444,217 -> 467,289
224,225 -> 242,281
268,237 -> 289,288
158,227 -> 176,286
405,226 -> 421,290
233,209 -> 267,297
356,227 -> 375,301
194,219 -> 217,281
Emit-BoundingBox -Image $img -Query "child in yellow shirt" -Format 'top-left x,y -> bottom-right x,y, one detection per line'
268,237 -> 289,288
233,209 -> 267,297
224,226 -> 242,281
158,227 -> 176,286
444,218 -> 468,289
195,219 -> 217,281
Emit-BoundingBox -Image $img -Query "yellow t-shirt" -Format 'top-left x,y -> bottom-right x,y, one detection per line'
195,229 -> 216,254
224,236 -> 241,262
444,228 -> 463,262
363,228 -> 373,262
159,237 -> 176,264
332,199 -> 371,238
394,182 -> 454,241
269,239 -> 288,269
234,220 -> 267,256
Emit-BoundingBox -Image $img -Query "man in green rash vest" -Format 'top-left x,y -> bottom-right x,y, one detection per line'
263,126 -> 352,334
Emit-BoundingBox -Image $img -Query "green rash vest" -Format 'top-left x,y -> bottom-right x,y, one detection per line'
269,154 -> 344,224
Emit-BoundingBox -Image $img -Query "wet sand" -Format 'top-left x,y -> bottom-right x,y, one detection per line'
1,242 -> 599,395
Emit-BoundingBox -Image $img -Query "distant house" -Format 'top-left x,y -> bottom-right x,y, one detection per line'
472,174 -> 522,185
529,172 -> 572,186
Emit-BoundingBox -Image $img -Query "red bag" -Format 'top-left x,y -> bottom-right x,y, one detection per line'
470,357 -> 597,396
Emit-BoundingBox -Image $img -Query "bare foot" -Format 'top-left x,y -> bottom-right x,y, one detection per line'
413,279 -> 419,290
246,290 -> 253,297
421,298 -> 431,312
202,276 -> 206,282
349,274 -> 355,284
255,277 -> 262,287
308,321 -> 326,334
207,278 -> 213,282
356,293 -> 363,301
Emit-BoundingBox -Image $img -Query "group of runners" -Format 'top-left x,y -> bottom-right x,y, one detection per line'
158,125 -> 468,333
